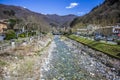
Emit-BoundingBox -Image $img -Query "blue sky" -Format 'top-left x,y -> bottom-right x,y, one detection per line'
0,0 -> 104,16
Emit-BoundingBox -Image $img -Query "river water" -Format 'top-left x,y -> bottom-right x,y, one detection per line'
40,36 -> 120,80
0,35 -> 4,41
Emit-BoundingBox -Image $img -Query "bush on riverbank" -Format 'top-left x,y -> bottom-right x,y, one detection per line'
18,32 -> 36,38
116,40 -> 120,45
68,35 -> 120,59
18,33 -> 26,38
5,30 -> 16,40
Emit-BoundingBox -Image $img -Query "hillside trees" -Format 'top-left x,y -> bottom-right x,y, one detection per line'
3,9 -> 15,16
70,0 -> 120,28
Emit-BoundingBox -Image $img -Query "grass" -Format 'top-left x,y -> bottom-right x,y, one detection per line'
35,41 -> 52,56
15,58 -> 35,78
68,35 -> 120,59
0,60 -> 7,66
17,54 -> 24,59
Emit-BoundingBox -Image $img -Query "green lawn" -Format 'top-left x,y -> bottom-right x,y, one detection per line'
68,35 -> 120,59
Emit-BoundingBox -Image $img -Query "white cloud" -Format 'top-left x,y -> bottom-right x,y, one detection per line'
77,12 -> 85,15
23,6 -> 27,8
66,2 -> 79,9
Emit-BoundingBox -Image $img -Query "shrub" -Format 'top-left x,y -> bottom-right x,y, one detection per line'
28,32 -> 36,36
8,19 -> 17,29
18,33 -> 26,38
5,30 -> 16,40
18,32 -> 36,38
0,60 -> 7,66
116,40 -> 120,45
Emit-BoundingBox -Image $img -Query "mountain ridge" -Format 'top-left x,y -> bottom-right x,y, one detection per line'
70,0 -> 120,28
0,4 -> 77,32
46,14 -> 77,27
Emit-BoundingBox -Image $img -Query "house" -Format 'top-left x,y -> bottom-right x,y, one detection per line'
77,28 -> 88,35
94,26 -> 113,36
112,24 -> 120,38
0,22 -> 8,33
76,24 -> 95,35
113,24 -> 120,34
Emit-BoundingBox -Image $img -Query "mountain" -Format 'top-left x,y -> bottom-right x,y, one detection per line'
0,4 -> 77,33
70,0 -> 120,28
0,4 -> 51,32
46,14 -> 77,27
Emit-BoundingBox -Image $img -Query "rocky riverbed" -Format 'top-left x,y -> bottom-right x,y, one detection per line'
66,39 -> 120,80
41,35 -> 120,80
0,35 -> 120,80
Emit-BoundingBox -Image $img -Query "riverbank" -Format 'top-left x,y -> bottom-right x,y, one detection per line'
65,38 -> 120,80
40,35 -> 120,80
0,34 -> 53,80
68,34 -> 120,59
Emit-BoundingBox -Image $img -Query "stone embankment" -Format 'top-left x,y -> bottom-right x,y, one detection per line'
65,38 -> 120,80
0,35 -> 53,80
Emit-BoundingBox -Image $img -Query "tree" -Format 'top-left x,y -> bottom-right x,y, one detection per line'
8,19 -> 17,29
3,10 -> 15,16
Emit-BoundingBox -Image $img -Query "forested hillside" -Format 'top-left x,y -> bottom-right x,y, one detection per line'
70,0 -> 120,28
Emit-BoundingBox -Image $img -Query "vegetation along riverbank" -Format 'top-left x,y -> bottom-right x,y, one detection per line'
0,34 -> 53,80
68,35 -> 120,59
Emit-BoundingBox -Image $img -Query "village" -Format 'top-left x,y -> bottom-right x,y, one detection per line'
1,19 -> 120,44
73,24 -> 120,44
0,18 -> 120,54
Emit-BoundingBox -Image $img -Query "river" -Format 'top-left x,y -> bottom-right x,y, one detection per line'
40,35 -> 120,80
0,35 -> 4,41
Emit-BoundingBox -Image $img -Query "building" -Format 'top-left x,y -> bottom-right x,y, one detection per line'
113,25 -> 120,34
112,24 -> 120,38
95,26 -> 113,36
0,22 -> 8,33
76,24 -> 95,35
77,28 -> 88,35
